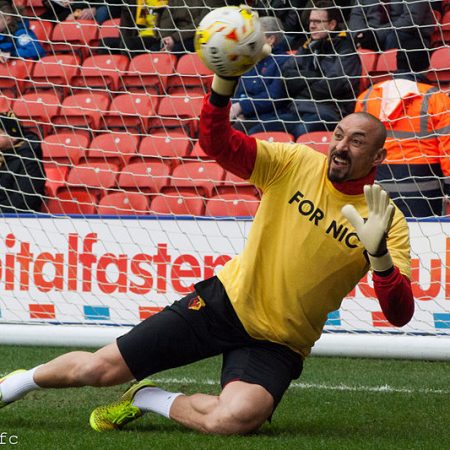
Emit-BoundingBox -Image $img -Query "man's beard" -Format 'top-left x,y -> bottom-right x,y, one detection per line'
327,149 -> 352,183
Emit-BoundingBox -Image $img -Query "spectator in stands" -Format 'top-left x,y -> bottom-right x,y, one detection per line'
41,0 -> 122,24
157,0 -> 226,54
348,0 -> 435,53
251,0 -> 309,50
246,0 -> 361,139
230,17 -> 289,133
0,112 -> 46,214
355,49 -> 450,217
98,0 -> 167,55
99,0 -> 226,57
0,1 -> 45,61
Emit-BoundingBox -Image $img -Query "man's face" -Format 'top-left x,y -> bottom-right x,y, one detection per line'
309,9 -> 336,41
327,115 -> 385,182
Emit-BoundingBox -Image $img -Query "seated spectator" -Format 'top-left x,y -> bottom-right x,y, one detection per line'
41,0 -> 122,24
355,50 -> 450,217
99,0 -> 226,57
251,0 -> 309,50
0,1 -> 45,61
246,0 -> 361,139
231,17 -> 289,133
0,112 -> 46,214
348,0 -> 435,53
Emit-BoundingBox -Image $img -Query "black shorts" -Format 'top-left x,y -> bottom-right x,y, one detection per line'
117,277 -> 303,408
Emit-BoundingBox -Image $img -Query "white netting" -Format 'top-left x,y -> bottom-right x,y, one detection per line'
0,0 -> 448,355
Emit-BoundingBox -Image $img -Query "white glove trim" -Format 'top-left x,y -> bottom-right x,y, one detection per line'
368,252 -> 393,272
211,75 -> 239,97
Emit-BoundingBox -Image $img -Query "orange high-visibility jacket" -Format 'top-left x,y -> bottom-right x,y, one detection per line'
355,79 -> 450,216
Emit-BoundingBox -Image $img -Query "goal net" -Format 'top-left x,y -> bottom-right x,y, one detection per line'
0,0 -> 448,359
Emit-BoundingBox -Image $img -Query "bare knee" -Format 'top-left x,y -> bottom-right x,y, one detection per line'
203,387 -> 273,435
204,402 -> 270,435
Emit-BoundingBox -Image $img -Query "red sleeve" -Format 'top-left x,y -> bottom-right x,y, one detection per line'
373,267 -> 415,327
198,94 -> 257,179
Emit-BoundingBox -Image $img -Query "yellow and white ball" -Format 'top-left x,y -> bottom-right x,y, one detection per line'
194,6 -> 265,77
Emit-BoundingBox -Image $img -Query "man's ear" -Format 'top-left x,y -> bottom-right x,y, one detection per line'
329,19 -> 338,31
373,147 -> 387,166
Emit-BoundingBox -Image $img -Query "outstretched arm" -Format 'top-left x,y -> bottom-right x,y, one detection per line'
199,89 -> 257,180
342,185 -> 414,327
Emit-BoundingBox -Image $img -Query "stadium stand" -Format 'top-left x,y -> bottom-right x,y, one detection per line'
120,53 -> 177,94
296,131 -> 333,155
0,0 -> 445,219
42,132 -> 89,166
118,161 -> 171,193
150,192 -> 205,216
164,161 -> 225,197
87,132 -> 139,166
205,193 -> 260,217
97,191 -> 150,215
45,189 -> 97,214
70,54 -> 129,91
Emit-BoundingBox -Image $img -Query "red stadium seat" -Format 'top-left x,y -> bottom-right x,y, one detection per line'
218,170 -> 259,196
153,95 -> 203,135
189,140 -> 210,159
13,92 -> 61,136
27,54 -> 80,95
22,0 -> 47,16
104,93 -> 158,132
427,47 -> 450,89
51,20 -> 99,58
45,190 -> 97,215
87,132 -> 139,166
250,131 -> 294,143
120,53 -> 177,94
357,48 -> 378,91
29,20 -> 54,51
71,54 -> 129,91
53,93 -> 110,131
165,161 -> 225,197
205,193 -> 260,217
44,164 -> 69,197
98,18 -> 121,41
137,131 -> 191,165
65,162 -> 119,198
296,131 -> 332,155
167,53 -> 213,95
0,58 -> 34,96
431,11 -> 450,47
150,192 -> 205,216
97,192 -> 149,215
370,49 -> 397,83
42,132 -> 89,166
0,96 -> 12,113
118,162 -> 171,193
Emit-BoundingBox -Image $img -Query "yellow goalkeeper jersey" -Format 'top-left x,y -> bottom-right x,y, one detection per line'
217,141 -> 411,358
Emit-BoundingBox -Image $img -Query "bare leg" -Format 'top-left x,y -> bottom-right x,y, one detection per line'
34,342 -> 134,388
169,381 -> 274,435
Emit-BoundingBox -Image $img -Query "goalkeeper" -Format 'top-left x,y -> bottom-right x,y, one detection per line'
0,45 -> 414,437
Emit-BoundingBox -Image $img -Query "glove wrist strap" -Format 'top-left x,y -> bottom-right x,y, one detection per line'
212,75 -> 239,97
368,252 -> 393,272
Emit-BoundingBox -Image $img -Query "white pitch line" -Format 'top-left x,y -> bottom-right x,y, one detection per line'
0,374 -> 447,395
151,377 -> 449,395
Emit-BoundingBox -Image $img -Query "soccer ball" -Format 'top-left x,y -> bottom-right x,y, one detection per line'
194,6 -> 265,77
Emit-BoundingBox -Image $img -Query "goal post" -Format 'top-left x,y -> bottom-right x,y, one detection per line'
0,1 -> 448,359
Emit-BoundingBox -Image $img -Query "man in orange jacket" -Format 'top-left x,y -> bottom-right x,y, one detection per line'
355,50 -> 450,217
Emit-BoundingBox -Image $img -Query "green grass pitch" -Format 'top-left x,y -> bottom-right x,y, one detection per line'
1,344 -> 449,450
